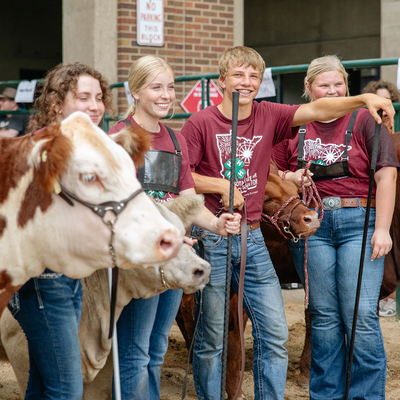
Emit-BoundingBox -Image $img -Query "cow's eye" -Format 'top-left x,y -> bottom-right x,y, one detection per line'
81,173 -> 97,183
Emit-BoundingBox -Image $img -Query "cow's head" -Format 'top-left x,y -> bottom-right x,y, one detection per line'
262,173 -> 320,240
117,195 -> 211,299
0,112 -> 183,291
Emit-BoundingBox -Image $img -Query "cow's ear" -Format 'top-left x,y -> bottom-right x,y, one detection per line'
29,125 -> 74,193
162,194 -> 205,228
110,125 -> 152,166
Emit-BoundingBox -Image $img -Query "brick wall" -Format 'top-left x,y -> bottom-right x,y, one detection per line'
116,0 -> 234,130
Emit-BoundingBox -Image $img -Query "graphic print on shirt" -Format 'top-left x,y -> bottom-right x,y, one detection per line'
216,132 -> 262,195
0,120 -> 10,130
303,138 -> 352,166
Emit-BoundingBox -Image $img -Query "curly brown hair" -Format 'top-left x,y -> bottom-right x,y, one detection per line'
362,79 -> 400,103
27,62 -> 115,133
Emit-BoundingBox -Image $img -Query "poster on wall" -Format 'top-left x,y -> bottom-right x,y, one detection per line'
137,0 -> 164,47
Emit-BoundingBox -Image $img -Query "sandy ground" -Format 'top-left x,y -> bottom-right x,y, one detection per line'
1,289 -> 399,399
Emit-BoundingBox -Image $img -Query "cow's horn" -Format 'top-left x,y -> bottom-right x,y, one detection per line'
53,181 -> 62,195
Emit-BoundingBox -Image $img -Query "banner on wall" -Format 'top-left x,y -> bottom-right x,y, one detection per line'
124,81 -> 135,105
255,68 -> 276,99
15,80 -> 37,103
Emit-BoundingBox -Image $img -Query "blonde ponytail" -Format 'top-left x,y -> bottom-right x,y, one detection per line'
122,55 -> 175,121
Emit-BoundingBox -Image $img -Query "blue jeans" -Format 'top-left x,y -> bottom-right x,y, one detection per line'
115,289 -> 183,400
191,226 -> 288,400
8,269 -> 83,400
289,206 -> 386,400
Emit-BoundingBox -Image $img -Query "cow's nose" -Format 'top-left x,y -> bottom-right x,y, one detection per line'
193,269 -> 204,279
158,231 -> 183,260
302,212 -> 320,229
193,261 -> 211,283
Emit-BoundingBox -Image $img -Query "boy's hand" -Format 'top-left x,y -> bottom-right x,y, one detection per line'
221,185 -> 244,211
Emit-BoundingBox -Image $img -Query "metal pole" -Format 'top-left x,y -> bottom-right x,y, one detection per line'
344,110 -> 382,399
207,79 -> 210,108
108,268 -> 122,400
201,78 -> 206,110
221,91 -> 240,400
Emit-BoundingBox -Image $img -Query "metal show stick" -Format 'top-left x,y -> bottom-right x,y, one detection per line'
108,268 -> 122,400
344,109 -> 382,399
221,90 -> 240,400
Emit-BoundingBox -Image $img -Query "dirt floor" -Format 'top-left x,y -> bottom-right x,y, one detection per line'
1,288 -> 400,399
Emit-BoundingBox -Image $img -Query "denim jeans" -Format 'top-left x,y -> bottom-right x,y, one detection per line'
115,288 -> 183,400
8,269 -> 83,400
289,206 -> 386,400
191,225 -> 288,400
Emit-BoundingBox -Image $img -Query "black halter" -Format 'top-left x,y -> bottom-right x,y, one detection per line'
58,183 -> 144,339
58,183 -> 144,218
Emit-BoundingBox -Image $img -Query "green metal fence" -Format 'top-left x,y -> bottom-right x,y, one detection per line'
1,57 -> 400,132
104,56 -> 400,131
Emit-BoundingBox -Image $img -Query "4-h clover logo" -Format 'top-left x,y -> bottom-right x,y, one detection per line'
146,190 -> 166,200
224,157 -> 246,181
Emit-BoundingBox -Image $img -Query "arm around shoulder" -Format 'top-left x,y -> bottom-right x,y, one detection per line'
292,94 -> 394,128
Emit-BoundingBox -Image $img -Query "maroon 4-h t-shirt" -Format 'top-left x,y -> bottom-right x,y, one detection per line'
181,101 -> 300,223
273,108 -> 400,198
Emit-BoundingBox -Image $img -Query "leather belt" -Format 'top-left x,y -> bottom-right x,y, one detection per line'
309,197 -> 376,210
249,220 -> 260,231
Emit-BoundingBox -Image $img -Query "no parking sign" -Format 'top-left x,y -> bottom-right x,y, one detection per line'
180,80 -> 223,113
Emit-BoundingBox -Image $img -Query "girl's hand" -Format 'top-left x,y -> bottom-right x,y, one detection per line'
214,213 -> 242,236
363,93 -> 395,129
283,169 -> 313,191
371,229 -> 392,260
183,236 -> 197,247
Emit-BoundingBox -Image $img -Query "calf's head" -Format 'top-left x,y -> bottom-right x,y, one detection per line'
262,173 -> 319,240
118,195 -> 211,300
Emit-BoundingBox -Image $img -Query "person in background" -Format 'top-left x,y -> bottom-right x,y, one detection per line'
8,62 -> 114,400
0,87 -> 30,138
363,78 -> 400,317
273,55 -> 399,400
363,79 -> 400,134
107,55 -> 241,400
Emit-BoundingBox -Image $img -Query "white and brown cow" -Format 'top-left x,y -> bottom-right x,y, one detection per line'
0,195 -> 211,398
0,111 -> 183,314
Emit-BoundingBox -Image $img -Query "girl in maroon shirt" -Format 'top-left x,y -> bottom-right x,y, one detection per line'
108,55 -> 240,400
274,55 -> 399,400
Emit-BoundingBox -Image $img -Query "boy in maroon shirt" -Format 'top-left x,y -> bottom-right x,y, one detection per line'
181,46 -> 394,400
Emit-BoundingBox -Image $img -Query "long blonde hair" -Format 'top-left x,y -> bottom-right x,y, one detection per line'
123,55 -> 175,119
303,55 -> 349,102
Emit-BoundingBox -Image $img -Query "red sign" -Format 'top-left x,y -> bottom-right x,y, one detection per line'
180,80 -> 223,113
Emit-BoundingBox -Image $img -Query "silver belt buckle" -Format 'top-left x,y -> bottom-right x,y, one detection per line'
322,197 -> 341,210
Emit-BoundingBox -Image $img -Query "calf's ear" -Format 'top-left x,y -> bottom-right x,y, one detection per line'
162,194 -> 205,228
110,125 -> 152,166
28,124 -> 74,193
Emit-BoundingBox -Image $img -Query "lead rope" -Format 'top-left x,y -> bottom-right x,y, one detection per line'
299,161 -> 324,308
104,218 -> 119,339
181,233 -> 206,400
